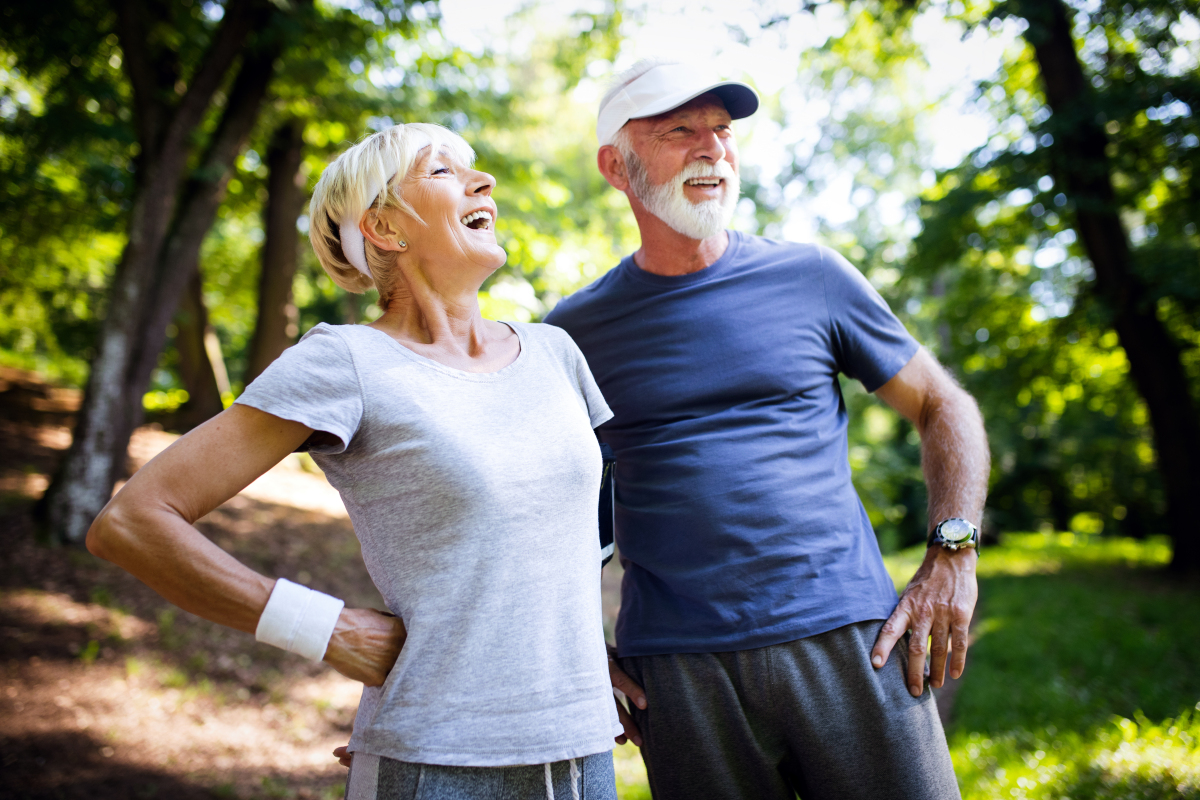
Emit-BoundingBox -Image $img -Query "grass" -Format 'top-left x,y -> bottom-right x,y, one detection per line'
889,533 -> 1200,800
612,534 -> 1200,799
614,741 -> 652,800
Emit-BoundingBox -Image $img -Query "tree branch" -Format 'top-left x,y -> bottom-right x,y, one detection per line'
159,0 -> 260,160
112,0 -> 161,153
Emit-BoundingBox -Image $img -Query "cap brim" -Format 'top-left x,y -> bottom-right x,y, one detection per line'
629,80 -> 759,122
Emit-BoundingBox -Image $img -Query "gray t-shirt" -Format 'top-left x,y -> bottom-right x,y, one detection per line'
236,321 -> 622,766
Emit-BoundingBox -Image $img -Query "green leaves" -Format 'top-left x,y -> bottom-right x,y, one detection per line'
908,0 -> 1199,539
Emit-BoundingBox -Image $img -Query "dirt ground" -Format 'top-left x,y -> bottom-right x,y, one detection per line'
0,368 -> 626,799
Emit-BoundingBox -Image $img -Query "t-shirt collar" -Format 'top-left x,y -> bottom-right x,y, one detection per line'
621,230 -> 743,288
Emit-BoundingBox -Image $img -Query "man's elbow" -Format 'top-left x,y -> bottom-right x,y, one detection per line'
920,383 -> 982,435
953,384 -> 985,425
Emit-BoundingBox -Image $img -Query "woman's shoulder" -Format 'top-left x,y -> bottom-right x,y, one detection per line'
280,323 -> 346,359
236,322 -> 365,443
298,321 -> 371,342
264,323 -> 369,380
510,322 -> 594,384
296,322 -> 397,354
509,320 -> 581,355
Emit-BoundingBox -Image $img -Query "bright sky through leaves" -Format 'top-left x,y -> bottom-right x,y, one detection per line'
438,0 -> 1020,238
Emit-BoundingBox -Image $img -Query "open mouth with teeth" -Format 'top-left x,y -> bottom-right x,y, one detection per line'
460,210 -> 493,230
684,177 -> 723,188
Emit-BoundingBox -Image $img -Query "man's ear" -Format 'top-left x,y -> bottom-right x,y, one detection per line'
597,145 -> 630,192
360,209 -> 408,252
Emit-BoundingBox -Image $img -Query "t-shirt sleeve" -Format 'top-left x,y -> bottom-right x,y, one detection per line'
820,246 -> 920,392
541,323 -> 613,429
234,324 -> 363,453
574,346 -> 614,429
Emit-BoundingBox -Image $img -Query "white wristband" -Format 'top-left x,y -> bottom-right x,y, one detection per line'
255,577 -> 345,661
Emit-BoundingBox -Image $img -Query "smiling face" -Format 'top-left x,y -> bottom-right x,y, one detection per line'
362,144 -> 507,302
396,145 -> 507,273
617,93 -> 741,239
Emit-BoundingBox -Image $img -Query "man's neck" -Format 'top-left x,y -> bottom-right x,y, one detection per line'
631,208 -> 730,277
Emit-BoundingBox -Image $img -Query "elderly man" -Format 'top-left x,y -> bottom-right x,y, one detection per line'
543,60 -> 990,800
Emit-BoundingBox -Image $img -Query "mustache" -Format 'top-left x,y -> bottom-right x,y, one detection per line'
672,159 -> 737,183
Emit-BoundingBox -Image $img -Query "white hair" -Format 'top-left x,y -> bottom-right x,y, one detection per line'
309,123 -> 475,307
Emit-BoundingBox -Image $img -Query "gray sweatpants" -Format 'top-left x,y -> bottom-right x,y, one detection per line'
345,750 -> 616,800
619,620 -> 961,800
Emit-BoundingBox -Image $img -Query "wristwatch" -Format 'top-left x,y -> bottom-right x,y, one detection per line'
928,518 -> 979,552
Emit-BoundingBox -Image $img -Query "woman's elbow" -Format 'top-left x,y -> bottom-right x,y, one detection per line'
86,501 -> 137,562
86,505 -> 114,560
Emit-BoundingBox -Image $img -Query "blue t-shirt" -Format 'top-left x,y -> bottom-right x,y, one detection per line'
544,232 -> 920,657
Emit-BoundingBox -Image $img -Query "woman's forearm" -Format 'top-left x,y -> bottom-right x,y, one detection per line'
89,499 -> 275,634
88,404 -> 406,684
87,404 -> 316,633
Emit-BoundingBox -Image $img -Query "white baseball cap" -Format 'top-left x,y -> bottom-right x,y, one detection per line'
596,62 -> 759,147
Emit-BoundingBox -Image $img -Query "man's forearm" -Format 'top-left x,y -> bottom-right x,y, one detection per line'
872,350 -> 989,693
918,384 -> 990,531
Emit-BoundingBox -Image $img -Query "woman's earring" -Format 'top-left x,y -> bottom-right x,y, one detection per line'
398,241 -> 407,248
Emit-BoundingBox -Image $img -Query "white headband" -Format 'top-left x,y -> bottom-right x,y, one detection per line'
339,208 -> 378,277
338,129 -> 433,277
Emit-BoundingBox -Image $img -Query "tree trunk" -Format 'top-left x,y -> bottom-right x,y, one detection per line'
175,271 -> 227,430
1016,0 -> 1200,572
132,41 -> 281,403
38,1 -> 283,544
244,118 -> 308,385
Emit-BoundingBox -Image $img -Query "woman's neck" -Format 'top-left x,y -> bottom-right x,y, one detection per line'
368,263 -> 519,373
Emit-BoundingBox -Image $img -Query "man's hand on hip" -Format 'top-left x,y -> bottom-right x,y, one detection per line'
871,546 -> 978,697
608,644 -> 647,747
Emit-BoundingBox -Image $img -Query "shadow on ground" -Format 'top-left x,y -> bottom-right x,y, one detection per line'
0,373 -> 377,799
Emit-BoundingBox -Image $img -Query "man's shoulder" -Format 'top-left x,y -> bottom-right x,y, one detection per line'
543,261 -> 628,328
734,232 -> 831,266
736,235 -> 878,291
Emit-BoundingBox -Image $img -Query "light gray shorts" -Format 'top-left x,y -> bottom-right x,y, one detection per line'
620,619 -> 961,800
345,750 -> 616,800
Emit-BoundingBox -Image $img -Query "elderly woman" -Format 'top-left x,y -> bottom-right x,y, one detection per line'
86,123 -> 622,800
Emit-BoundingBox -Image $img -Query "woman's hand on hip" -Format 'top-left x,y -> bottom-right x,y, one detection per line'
324,608 -> 407,686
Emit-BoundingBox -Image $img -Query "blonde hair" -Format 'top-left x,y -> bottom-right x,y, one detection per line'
308,122 -> 476,309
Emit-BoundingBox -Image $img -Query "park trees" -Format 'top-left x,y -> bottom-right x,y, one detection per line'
0,0 -> 430,544
908,0 -> 1200,570
8,0 -> 299,544
28,0 -> 298,545
1,0 -> 626,545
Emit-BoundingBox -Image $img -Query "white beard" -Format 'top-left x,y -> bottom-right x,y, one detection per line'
625,151 -> 740,240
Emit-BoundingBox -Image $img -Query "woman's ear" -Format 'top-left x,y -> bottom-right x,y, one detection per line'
361,209 -> 409,252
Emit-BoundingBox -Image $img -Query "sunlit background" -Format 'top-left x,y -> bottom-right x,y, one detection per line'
1,0 -> 1198,797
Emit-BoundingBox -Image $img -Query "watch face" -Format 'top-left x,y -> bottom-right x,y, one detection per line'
940,519 -> 974,543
